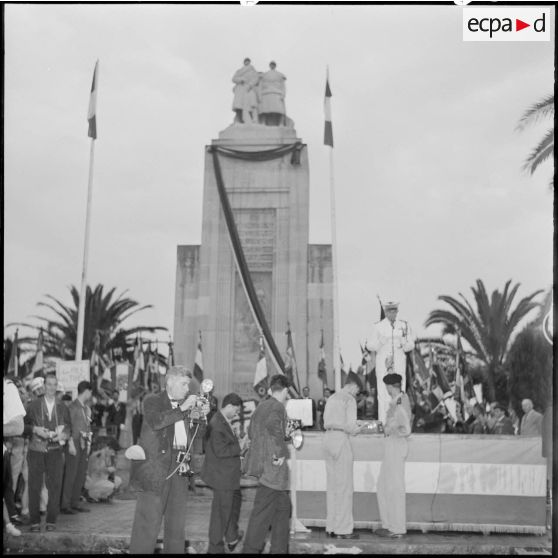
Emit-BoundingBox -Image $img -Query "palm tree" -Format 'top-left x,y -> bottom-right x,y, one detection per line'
12,284 -> 167,363
425,279 -> 543,402
516,93 -> 554,187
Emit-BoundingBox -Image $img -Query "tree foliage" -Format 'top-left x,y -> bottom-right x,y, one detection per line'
11,284 -> 167,363
425,279 -> 543,401
506,326 -> 552,414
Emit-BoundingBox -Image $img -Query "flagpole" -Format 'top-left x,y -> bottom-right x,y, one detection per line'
329,144 -> 341,393
76,136 -> 96,362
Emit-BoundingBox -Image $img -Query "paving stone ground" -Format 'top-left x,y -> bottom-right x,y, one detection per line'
3,451 -> 552,555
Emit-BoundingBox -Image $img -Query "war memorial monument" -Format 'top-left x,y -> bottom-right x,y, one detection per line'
173,60 -> 333,400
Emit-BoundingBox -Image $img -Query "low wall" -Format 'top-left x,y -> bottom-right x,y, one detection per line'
291,432 -> 546,535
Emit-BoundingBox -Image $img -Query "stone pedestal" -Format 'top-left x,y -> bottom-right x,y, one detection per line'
174,122 -> 332,401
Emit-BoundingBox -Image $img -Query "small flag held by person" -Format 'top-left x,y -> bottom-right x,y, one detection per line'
193,331 -> 204,383
324,71 -> 333,147
88,61 -> 99,139
168,338 -> 175,368
253,336 -> 268,398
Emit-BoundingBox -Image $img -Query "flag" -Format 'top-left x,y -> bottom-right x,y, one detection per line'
168,339 -> 175,368
405,350 -> 417,411
87,60 -> 99,139
377,295 -> 385,321
455,330 -> 465,402
193,331 -> 204,383
90,331 -> 102,389
318,330 -> 328,386
340,353 -> 347,386
132,335 -> 144,382
414,349 -> 430,384
324,71 -> 333,147
145,341 -> 153,390
8,329 -> 19,377
360,342 -> 371,367
253,336 -> 268,398
284,325 -> 299,390
31,329 -> 44,376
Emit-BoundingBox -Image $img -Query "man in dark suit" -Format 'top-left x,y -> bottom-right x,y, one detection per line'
129,365 -> 199,554
201,392 -> 246,553
243,375 -> 291,554
61,380 -> 93,514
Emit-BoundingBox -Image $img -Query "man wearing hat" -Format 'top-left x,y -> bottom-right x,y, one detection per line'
376,373 -> 412,538
322,372 -> 366,539
366,301 -> 415,424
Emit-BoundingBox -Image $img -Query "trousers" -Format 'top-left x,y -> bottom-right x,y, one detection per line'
207,488 -> 241,553
129,470 -> 189,554
323,431 -> 354,535
28,448 -> 64,525
61,444 -> 89,509
377,436 -> 408,534
243,485 -> 291,554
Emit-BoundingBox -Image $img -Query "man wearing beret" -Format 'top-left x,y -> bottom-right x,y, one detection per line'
375,373 -> 412,538
323,372 -> 366,539
366,301 -> 415,425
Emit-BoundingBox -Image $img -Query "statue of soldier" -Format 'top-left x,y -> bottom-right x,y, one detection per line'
366,301 -> 415,424
232,58 -> 260,124
258,61 -> 286,126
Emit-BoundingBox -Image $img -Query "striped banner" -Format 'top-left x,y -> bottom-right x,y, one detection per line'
292,433 -> 546,534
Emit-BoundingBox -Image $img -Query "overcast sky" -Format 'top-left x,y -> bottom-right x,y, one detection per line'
4,3 -> 554,370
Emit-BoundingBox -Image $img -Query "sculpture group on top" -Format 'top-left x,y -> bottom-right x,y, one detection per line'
232,58 -> 288,126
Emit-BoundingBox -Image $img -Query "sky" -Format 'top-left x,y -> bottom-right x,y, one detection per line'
4,3 -> 554,370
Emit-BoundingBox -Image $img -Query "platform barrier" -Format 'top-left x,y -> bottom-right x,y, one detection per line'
291,432 -> 546,535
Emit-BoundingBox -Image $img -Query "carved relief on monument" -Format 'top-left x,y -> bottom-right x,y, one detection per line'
232,209 -> 276,398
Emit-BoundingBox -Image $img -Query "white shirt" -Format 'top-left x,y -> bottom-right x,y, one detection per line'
45,396 -> 55,420
169,398 -> 188,449
3,379 -> 26,454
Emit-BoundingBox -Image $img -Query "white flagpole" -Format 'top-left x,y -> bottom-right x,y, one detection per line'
76,137 -> 96,361
326,66 -> 341,393
329,145 -> 341,393
76,61 -> 99,362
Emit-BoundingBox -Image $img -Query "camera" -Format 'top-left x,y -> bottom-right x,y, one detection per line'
176,450 -> 192,477
188,379 -> 214,425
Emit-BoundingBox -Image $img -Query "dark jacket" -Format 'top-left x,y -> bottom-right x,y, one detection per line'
489,416 -> 514,435
244,397 -> 289,491
201,411 -> 241,490
68,399 -> 91,445
24,396 -> 71,453
130,391 -> 197,493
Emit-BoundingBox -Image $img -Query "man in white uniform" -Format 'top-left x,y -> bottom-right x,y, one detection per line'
366,301 -> 415,424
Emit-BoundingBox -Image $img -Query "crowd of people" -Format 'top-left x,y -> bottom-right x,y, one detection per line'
3,374 -> 123,537
3,359 -> 544,550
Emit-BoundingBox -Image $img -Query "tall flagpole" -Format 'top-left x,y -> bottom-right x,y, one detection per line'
329,146 -> 341,393
325,67 -> 341,393
76,61 -> 99,361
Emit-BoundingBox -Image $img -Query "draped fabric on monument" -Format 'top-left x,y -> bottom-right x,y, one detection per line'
293,434 -> 547,534
209,145 -> 302,396
210,142 -> 303,165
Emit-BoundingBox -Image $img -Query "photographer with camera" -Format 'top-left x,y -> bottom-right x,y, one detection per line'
243,374 -> 291,554
129,365 -> 200,554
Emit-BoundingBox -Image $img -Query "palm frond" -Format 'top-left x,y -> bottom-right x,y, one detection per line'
516,94 -> 554,131
522,128 -> 554,175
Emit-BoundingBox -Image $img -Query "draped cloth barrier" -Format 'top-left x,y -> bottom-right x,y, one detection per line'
208,143 -> 303,396
292,433 -> 546,534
